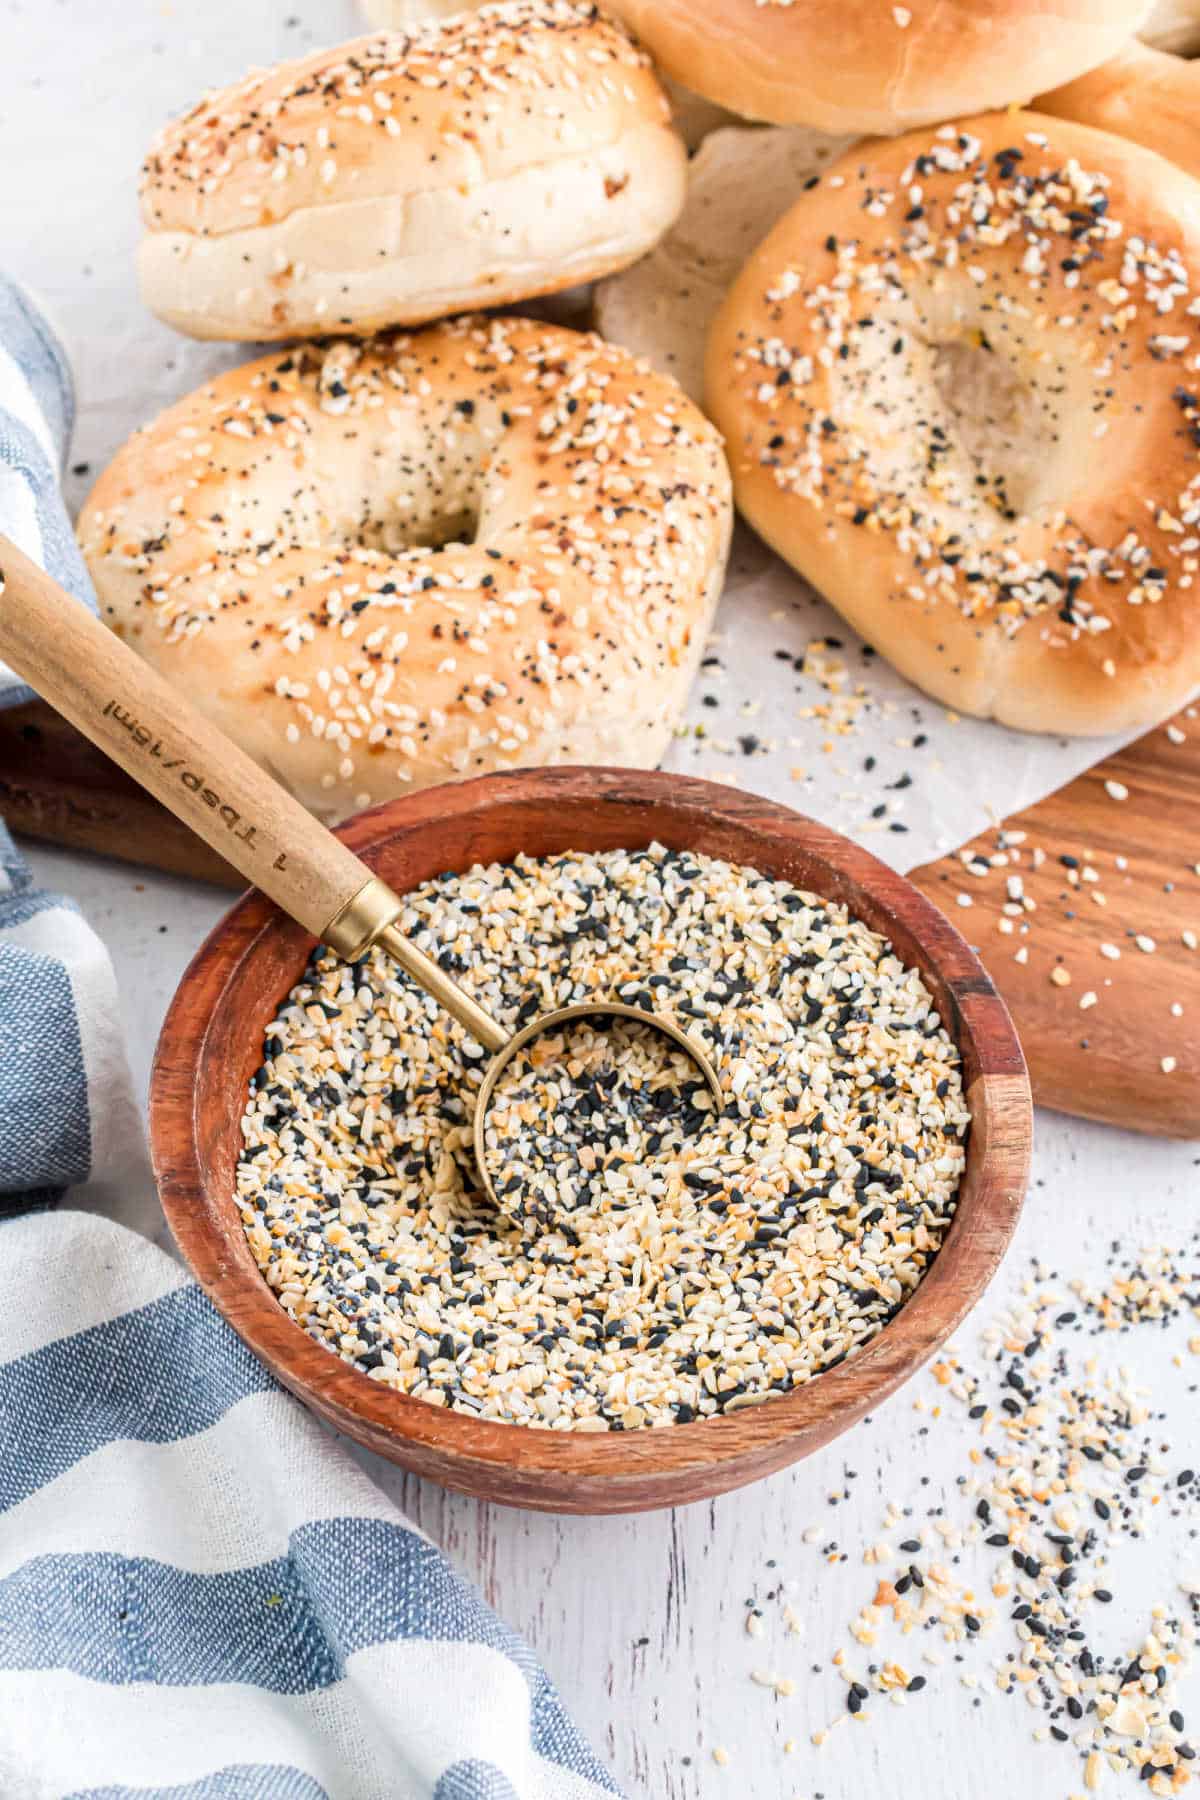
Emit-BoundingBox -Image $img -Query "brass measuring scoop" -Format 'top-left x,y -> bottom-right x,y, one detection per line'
0,537 -> 722,1210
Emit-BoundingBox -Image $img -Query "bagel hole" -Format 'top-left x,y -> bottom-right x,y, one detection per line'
929,336 -> 1043,520
356,501 -> 480,556
409,505 -> 480,553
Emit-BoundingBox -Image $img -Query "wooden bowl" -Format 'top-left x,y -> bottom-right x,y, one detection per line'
150,767 -> 1032,1514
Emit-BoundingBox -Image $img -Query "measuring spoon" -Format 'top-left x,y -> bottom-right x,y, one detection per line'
0,535 -> 723,1212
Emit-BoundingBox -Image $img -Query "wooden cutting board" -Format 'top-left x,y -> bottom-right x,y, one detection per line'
1,698 -> 1196,1136
909,705 -> 1199,1139
0,702 -> 241,888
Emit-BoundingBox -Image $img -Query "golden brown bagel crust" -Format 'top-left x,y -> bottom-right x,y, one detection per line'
1038,43 -> 1200,183
600,0 -> 1151,133
77,318 -> 732,821
138,1 -> 686,340
706,113 -> 1200,736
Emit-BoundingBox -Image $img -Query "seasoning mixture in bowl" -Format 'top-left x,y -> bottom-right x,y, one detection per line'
236,845 -> 970,1430
481,1013 -> 718,1232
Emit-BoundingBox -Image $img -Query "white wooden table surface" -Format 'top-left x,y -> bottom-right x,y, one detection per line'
7,4 -> 1199,1795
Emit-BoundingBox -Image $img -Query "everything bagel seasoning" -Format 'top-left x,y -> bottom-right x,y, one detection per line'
481,1014 -> 714,1232
236,844 -> 969,1429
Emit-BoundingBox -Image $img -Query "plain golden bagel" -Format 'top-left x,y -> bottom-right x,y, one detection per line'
1039,42 -> 1200,183
705,113 -> 1200,736
77,317 -> 733,820
599,0 -> 1153,134
138,1 -> 687,341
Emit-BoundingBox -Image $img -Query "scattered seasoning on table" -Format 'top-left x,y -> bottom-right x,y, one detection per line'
237,843 -> 968,1430
732,1240 -> 1200,1792
679,617 -> 941,842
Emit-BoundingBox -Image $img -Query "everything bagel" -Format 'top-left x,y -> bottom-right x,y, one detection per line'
78,317 -> 732,820
138,1 -> 686,341
706,113 -> 1200,735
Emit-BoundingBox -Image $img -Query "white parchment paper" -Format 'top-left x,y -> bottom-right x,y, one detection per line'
664,527 -> 1137,872
5,0 -> 1138,876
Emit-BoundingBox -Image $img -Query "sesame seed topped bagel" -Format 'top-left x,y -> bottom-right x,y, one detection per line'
705,113 -> 1200,736
599,0 -> 1153,135
138,0 -> 687,342
77,316 -> 732,820
358,0 -> 740,149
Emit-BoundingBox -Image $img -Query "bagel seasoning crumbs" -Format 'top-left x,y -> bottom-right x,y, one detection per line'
735,1241 -> 1200,1793
939,794 -> 1199,1082
236,844 -> 968,1429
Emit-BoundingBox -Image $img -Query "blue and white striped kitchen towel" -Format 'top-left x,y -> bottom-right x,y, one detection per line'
0,275 -> 148,1227
0,1209 -> 619,1800
0,275 -> 98,709
0,284 -> 621,1799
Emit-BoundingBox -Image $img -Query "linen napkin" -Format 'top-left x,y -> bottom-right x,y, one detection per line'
0,275 -> 99,708
0,283 -> 620,1800
0,1207 -> 618,1800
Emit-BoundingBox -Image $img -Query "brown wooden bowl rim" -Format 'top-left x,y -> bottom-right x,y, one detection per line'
150,767 -> 1031,1501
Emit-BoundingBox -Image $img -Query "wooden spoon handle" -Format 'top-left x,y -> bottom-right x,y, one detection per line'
0,534 -> 378,943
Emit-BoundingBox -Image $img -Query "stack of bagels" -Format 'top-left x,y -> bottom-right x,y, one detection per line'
79,0 -> 1200,819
